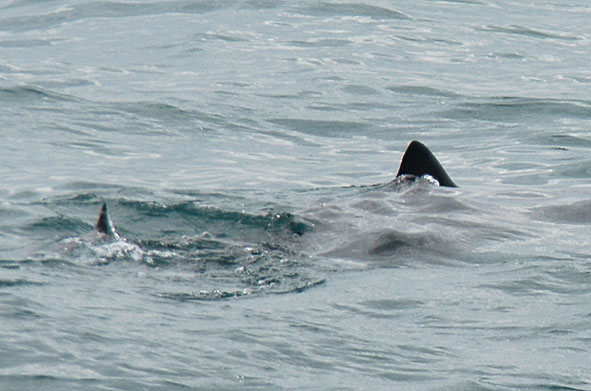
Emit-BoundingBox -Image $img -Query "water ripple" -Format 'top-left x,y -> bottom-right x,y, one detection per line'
294,2 -> 411,21
479,24 -> 582,41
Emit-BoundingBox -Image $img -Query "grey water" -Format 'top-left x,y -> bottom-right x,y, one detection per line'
1,0 -> 591,389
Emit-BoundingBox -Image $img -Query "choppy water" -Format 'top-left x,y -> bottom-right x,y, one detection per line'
2,0 -> 591,390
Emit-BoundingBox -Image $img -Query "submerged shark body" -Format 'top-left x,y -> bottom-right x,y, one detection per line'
93,140 -> 456,236
395,140 -> 457,187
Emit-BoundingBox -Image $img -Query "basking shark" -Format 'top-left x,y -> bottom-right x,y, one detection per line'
93,140 -> 456,235
396,140 -> 457,187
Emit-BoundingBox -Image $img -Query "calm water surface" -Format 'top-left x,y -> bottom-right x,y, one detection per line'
1,0 -> 591,390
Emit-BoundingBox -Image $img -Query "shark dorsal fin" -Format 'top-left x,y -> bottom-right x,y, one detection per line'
396,140 -> 457,187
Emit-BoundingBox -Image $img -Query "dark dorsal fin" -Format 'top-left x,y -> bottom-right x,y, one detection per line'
396,140 -> 457,187
95,203 -> 118,238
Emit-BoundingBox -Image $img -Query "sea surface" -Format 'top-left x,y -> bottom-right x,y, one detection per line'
1,0 -> 591,390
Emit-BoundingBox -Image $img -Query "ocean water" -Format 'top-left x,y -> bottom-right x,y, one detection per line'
1,0 -> 591,389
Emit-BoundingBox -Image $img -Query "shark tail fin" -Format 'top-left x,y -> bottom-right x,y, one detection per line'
396,140 -> 457,187
96,203 -> 119,238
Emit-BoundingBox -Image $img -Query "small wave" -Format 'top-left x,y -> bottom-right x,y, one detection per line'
478,24 -> 581,41
115,101 -> 231,134
119,101 -> 197,121
193,32 -> 249,43
0,278 -> 45,288
24,215 -> 90,236
343,85 -> 380,96
288,38 -> 352,48
157,278 -> 326,301
486,51 -> 526,60
0,260 -> 22,270
0,1 -> 236,32
268,118 -> 368,138
537,134 -> 591,149
294,3 -> 411,21
49,187 -> 124,204
386,85 -> 462,98
480,274 -> 581,297
440,96 -> 591,122
0,85 -> 76,104
0,38 -> 53,48
239,0 -> 286,10
157,289 -> 253,301
116,199 -> 314,237
435,0 -> 484,4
